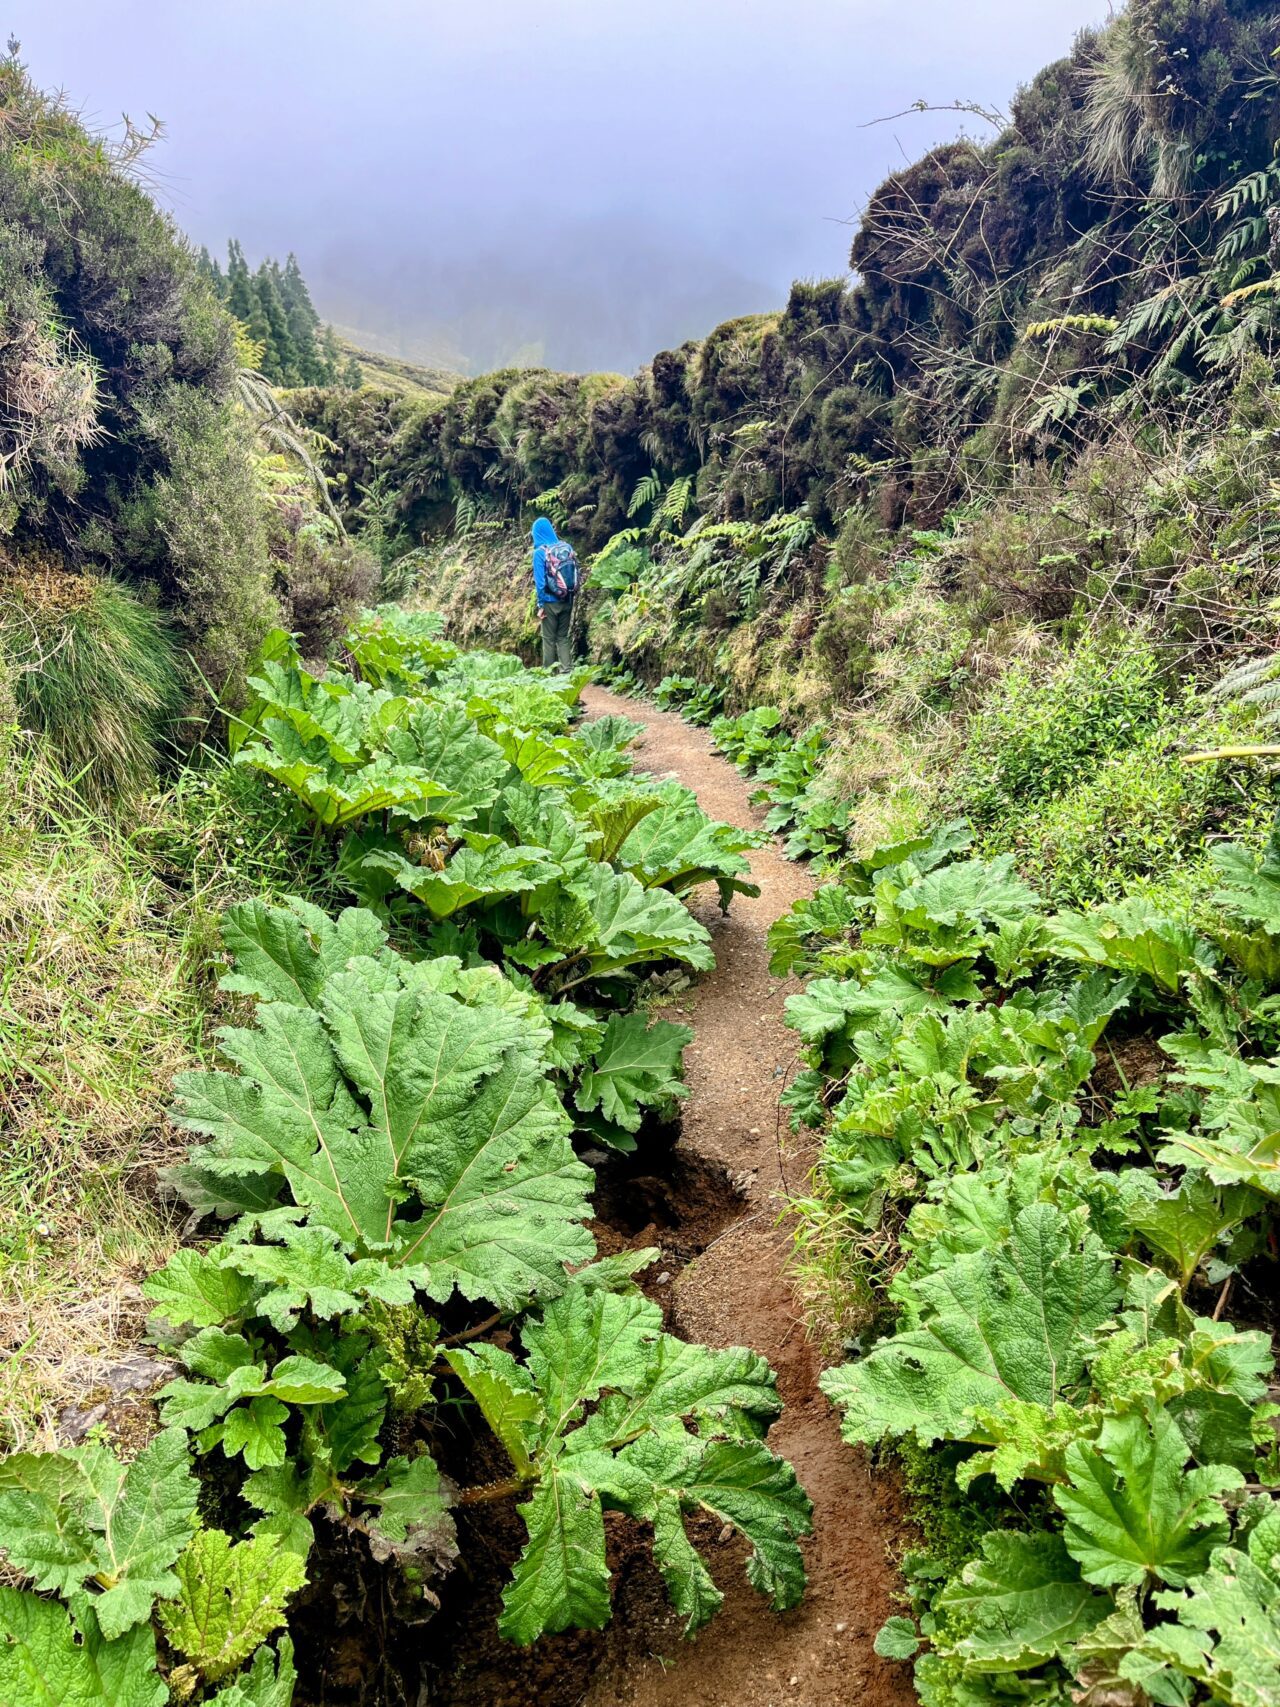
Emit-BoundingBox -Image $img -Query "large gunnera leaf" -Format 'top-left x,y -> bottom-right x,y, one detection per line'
157,1529 -> 305,1682
819,1204 -> 1120,1449
160,901 -> 596,1315
573,1012 -> 693,1135
1132,1509 -> 1280,1707
0,1589 -> 166,1707
1054,1409 -> 1241,1588
447,1270 -> 811,1644
0,1430 -> 199,1639
935,1531 -> 1110,1673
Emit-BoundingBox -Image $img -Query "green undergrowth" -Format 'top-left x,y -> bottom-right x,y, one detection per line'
0,683 -> 336,1453
769,807 -> 1280,1707
591,573 -> 1280,1706
0,606 -> 811,1704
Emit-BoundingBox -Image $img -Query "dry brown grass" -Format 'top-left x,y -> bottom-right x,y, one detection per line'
0,736 -> 193,1447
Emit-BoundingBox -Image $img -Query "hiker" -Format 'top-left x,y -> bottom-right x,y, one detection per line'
530,516 -> 581,672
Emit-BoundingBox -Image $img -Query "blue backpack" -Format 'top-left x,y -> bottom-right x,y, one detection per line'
542,541 -> 580,600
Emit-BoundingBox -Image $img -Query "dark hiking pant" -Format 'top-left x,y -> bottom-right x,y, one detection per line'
540,600 -> 573,671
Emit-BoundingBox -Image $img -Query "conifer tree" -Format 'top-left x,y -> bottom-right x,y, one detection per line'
196,245 -> 225,298
224,238 -> 255,323
254,261 -> 300,384
318,324 -> 344,386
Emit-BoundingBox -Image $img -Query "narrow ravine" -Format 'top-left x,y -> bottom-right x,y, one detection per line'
575,685 -> 915,1707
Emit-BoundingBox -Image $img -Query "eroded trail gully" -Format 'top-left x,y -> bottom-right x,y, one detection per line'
574,686 -> 913,1707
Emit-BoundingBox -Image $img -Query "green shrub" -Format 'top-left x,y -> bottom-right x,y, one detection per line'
956,632 -> 1165,824
0,566 -> 186,803
985,697 -> 1274,908
0,52 -> 275,685
112,384 -> 275,690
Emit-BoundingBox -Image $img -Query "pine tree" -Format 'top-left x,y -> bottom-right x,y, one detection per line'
218,240 -> 336,388
342,352 -> 364,390
225,238 -> 255,323
318,324 -> 343,387
197,246 -> 226,298
255,262 -> 300,384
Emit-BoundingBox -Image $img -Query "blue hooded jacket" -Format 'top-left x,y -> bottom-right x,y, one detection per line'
531,516 -> 565,605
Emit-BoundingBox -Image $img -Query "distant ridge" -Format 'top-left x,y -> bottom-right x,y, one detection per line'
334,333 -> 462,400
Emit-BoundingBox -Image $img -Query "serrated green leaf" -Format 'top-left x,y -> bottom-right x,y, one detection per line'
142,1250 -> 257,1330
1046,899 -> 1207,993
156,1379 -> 239,1432
559,864 -> 714,978
204,1636 -> 296,1707
0,1454 -> 98,1596
574,1013 -> 693,1133
498,1472 -> 611,1645
0,1431 -> 199,1640
936,1531 -> 1109,1672
444,1346 -> 544,1476
383,700 -> 510,823
610,1433 -> 810,1613
650,1496 -> 724,1633
364,842 -> 557,918
172,923 -> 597,1315
157,1529 -> 305,1683
297,1334 -> 389,1473
178,1329 -> 258,1383
392,1049 -> 596,1307
221,1227 -> 422,1333
1134,1512 -> 1280,1707
1055,1409 -> 1242,1587
258,1355 -> 347,1405
219,1400 -> 290,1472
820,1204 -> 1120,1448
613,791 -> 758,907
896,855 -> 1039,931
0,1589 -> 166,1707
219,897 -> 390,1008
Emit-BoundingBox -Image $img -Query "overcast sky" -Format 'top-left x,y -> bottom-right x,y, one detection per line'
9,1 -> 1110,373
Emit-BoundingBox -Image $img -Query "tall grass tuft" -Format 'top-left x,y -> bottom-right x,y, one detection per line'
0,562 -> 187,804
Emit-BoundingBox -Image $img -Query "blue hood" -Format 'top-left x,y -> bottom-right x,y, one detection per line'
531,517 -> 558,547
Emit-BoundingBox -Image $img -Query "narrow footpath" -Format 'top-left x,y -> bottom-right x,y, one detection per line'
578,685 -> 914,1707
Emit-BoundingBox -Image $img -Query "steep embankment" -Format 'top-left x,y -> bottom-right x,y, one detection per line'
578,687 -> 911,1707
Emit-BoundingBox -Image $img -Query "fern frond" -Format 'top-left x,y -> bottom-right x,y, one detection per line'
453,491 -> 477,538
1222,276 -> 1280,310
627,470 -> 663,518
1209,653 -> 1280,700
653,475 -> 695,531
1022,314 -> 1118,343
1213,163 -> 1280,223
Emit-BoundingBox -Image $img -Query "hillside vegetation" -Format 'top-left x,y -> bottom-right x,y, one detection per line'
6,4 -> 1280,1705
288,4 -> 1280,1704
0,47 -> 800,1707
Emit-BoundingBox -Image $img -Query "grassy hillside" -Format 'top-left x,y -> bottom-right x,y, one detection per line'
335,334 -> 461,400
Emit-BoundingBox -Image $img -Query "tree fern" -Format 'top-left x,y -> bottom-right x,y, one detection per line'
531,485 -> 569,530
627,470 -> 663,519
653,475 -> 695,532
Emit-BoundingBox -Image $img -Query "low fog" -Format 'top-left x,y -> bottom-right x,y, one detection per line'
9,0 -> 1108,374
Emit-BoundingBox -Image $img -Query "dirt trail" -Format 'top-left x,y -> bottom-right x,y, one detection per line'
577,685 -> 914,1707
